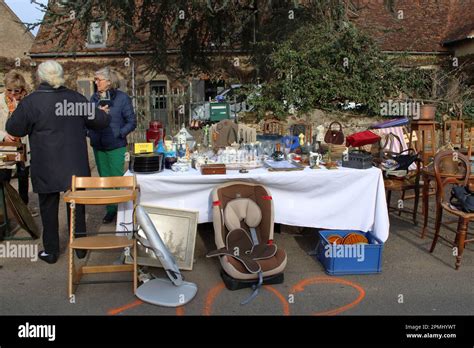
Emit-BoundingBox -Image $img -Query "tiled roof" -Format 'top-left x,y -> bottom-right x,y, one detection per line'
350,0 -> 472,53
30,0 -> 474,56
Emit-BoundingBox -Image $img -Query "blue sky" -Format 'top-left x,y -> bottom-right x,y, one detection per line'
5,0 -> 48,36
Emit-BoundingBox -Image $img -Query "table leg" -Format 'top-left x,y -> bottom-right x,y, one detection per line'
421,173 -> 429,238
275,223 -> 281,234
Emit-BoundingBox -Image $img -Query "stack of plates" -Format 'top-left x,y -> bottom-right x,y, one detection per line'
326,233 -> 369,245
129,153 -> 163,174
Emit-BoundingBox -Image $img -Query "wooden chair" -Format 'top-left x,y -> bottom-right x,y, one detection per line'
384,149 -> 423,225
467,127 -> 474,162
431,150 -> 474,270
409,120 -> 437,167
262,118 -> 285,136
64,175 -> 138,298
443,120 -> 464,149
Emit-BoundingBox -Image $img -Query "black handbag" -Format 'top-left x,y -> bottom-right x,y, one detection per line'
393,149 -> 418,171
450,185 -> 474,213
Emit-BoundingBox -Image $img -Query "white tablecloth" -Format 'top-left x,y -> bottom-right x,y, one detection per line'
117,166 -> 390,242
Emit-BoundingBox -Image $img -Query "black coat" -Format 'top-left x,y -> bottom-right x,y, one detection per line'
6,83 -> 110,193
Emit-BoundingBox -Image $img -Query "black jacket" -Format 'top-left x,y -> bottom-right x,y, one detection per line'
6,83 -> 110,193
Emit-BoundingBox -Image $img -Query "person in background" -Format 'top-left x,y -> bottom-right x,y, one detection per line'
0,71 -> 37,216
89,67 -> 136,224
6,60 -> 110,264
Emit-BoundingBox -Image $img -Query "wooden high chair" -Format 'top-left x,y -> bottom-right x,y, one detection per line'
64,175 -> 138,298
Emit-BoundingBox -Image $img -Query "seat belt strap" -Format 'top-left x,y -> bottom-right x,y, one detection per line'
240,271 -> 263,305
249,227 -> 259,246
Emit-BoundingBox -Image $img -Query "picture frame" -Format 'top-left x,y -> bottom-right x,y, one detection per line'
86,21 -> 107,48
128,205 -> 199,271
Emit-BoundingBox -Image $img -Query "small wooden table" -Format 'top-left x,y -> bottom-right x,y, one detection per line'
0,142 -> 37,240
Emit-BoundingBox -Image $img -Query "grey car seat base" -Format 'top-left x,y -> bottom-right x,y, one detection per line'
135,206 -> 198,307
135,278 -> 197,307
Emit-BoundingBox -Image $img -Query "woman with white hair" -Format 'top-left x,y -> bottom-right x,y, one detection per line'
6,60 -> 110,264
89,66 -> 136,224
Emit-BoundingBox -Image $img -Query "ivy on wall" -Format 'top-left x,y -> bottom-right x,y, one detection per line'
248,22 -> 412,119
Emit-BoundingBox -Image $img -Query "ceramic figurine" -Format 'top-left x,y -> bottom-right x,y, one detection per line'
177,125 -> 187,145
185,144 -> 190,160
299,133 -> 305,147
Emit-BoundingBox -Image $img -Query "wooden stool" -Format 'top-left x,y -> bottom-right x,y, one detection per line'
409,120 -> 437,166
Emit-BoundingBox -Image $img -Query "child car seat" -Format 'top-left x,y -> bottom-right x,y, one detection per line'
207,182 -> 287,301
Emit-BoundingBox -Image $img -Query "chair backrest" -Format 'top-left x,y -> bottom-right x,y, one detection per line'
443,120 -> 464,149
212,182 -> 274,249
71,175 -> 137,191
263,118 -> 285,136
468,127 -> 474,159
433,150 -> 470,203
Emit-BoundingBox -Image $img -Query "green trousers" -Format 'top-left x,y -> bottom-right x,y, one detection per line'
93,147 -> 127,214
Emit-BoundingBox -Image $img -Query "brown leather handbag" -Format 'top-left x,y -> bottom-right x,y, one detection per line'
324,122 -> 345,145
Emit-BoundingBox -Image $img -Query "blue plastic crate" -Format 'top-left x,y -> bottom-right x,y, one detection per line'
315,230 -> 384,275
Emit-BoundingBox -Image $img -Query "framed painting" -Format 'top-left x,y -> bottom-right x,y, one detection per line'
130,205 -> 199,271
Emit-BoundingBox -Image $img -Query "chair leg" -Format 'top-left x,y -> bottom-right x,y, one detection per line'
421,176 -> 430,238
455,219 -> 468,270
68,246 -> 74,299
133,240 -> 137,293
68,204 -> 75,299
430,206 -> 443,253
399,191 -> 405,216
413,186 -> 420,226
386,190 -> 392,210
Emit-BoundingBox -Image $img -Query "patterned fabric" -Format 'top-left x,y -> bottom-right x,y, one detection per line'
371,126 -> 410,154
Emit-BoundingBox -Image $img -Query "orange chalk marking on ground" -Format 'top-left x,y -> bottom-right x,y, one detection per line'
203,282 -> 289,316
108,299 -> 143,315
291,276 -> 365,316
264,285 -> 290,316
107,277 -> 364,316
203,282 -> 226,316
